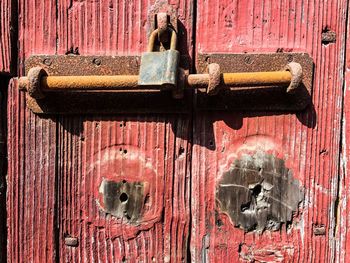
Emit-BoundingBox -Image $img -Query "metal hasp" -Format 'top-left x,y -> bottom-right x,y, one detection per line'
18,53 -> 313,114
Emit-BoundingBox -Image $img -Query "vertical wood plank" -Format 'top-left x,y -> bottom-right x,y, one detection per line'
56,1 -> 193,261
7,80 -> 58,262
7,0 -> 58,261
0,79 -> 7,263
0,0 -> 14,74
192,0 -> 347,262
57,116 -> 191,262
0,1 -> 14,261
337,3 -> 350,262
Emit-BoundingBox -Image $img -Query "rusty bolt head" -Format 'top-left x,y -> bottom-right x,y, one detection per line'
244,56 -> 253,65
93,58 -> 102,66
287,54 -> 294,62
65,237 -> 79,247
313,225 -> 326,236
43,58 -> 52,66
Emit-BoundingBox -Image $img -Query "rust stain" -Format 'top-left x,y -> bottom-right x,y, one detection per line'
216,151 -> 304,232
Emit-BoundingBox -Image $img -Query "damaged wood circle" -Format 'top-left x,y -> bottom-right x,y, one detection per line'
99,179 -> 146,222
90,145 -> 163,240
216,151 -> 304,232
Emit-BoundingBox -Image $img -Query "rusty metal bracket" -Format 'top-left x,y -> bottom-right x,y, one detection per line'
20,55 -> 192,114
196,53 -> 314,111
19,53 -> 313,114
147,1 -> 178,39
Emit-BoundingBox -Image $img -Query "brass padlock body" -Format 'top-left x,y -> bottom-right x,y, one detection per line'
138,29 -> 179,88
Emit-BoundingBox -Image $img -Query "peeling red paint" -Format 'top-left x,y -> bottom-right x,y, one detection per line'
5,0 -> 350,262
191,0 -> 348,261
239,243 -> 294,262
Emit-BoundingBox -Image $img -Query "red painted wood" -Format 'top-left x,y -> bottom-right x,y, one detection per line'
8,1 -> 193,262
56,116 -> 191,262
0,0 -> 13,73
192,0 -> 347,262
337,8 -> 350,263
8,80 -> 58,262
7,0 -> 58,261
55,1 -> 193,260
7,0 -> 350,262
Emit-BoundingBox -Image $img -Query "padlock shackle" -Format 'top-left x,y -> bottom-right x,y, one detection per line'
147,28 -> 177,52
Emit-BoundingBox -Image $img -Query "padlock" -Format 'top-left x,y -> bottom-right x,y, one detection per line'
138,28 -> 179,88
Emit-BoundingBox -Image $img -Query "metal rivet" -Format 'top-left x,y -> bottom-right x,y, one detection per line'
287,54 -> 294,62
313,225 -> 326,236
43,58 -> 52,66
244,56 -> 253,65
93,58 -> 102,66
65,237 -> 79,247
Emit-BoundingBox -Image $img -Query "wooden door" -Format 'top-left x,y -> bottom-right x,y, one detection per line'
191,0 -> 348,262
5,0 -> 350,262
8,1 -> 194,262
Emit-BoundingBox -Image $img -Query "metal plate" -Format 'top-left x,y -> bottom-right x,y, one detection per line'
23,53 -> 313,114
24,55 -> 192,114
196,53 -> 314,111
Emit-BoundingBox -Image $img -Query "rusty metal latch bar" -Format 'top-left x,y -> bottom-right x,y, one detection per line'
18,62 -> 302,97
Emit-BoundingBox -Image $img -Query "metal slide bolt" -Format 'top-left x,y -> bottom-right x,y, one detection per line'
18,62 -> 303,98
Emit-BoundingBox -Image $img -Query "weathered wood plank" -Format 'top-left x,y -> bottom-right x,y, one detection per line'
7,0 -> 58,261
56,116 -> 191,262
0,0 -> 14,73
337,5 -> 350,262
9,0 -> 194,261
7,79 -> 58,262
55,0 -> 193,262
192,0 -> 347,262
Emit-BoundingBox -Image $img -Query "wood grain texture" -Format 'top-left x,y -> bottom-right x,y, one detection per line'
57,116 -> 191,262
56,0 -> 193,261
8,0 -> 193,262
57,0 -> 193,56
8,1 -> 349,262
0,0 -> 14,73
7,79 -> 58,262
0,79 -> 8,263
7,0 -> 58,261
192,0 -> 347,262
337,5 -> 350,262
